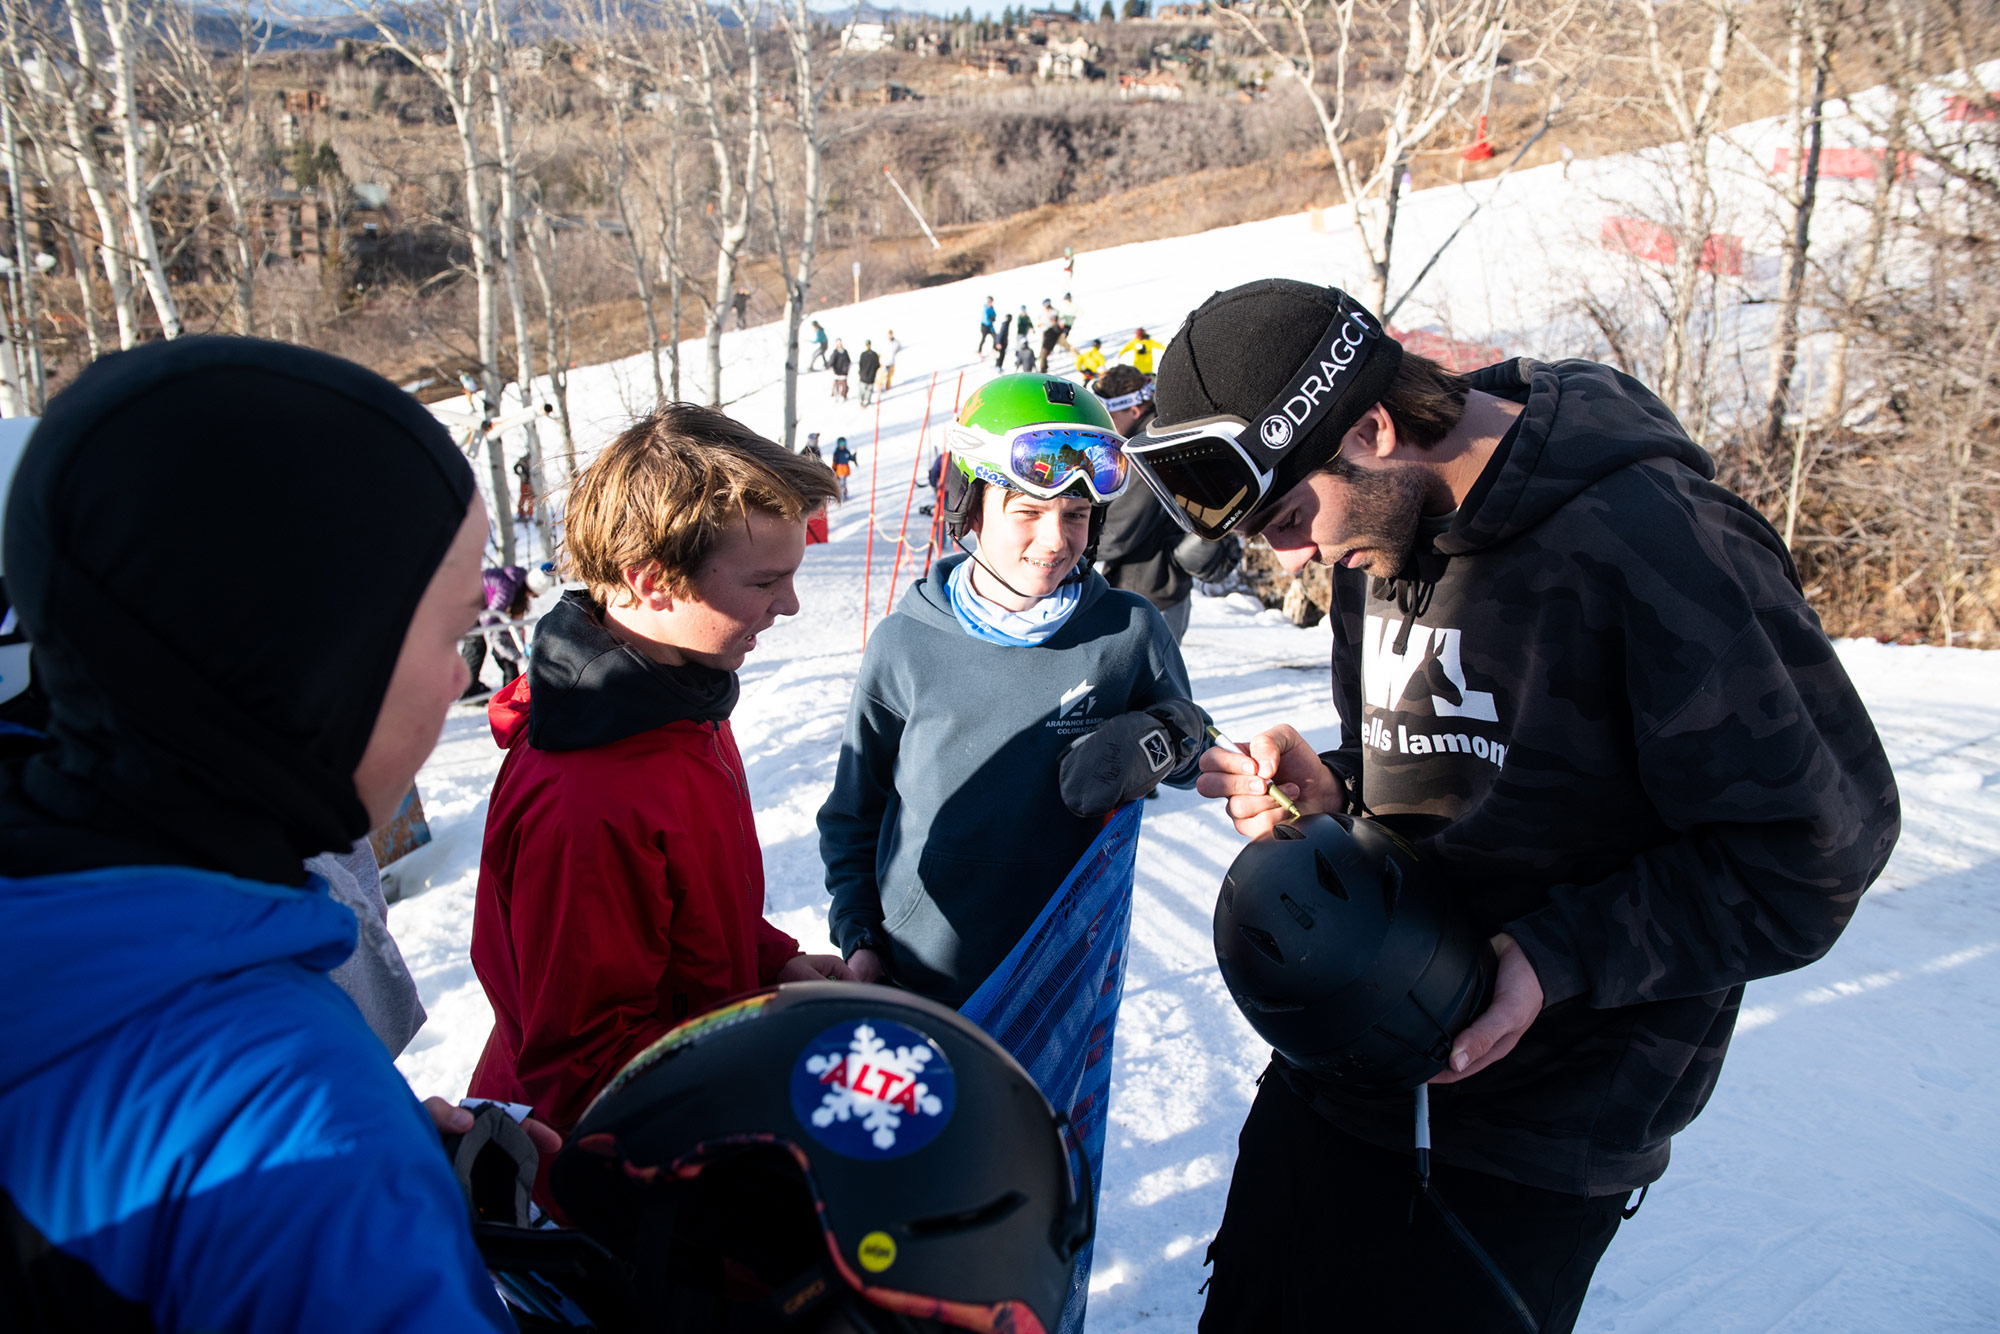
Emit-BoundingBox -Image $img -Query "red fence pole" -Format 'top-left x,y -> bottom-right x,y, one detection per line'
886,372 -> 939,615
861,392 -> 883,650
923,373 -> 966,578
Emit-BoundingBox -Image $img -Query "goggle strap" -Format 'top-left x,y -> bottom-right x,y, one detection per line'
1238,303 -> 1391,466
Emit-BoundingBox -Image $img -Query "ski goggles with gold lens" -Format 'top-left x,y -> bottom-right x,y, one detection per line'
1123,415 -> 1275,541
1124,303 -> 1397,540
954,425 -> 1131,503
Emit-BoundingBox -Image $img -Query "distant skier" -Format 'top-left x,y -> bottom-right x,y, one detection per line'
1075,337 -> 1106,385
461,564 -> 531,699
1063,245 -> 1076,280
1037,300 -> 1064,372
979,294 -> 999,353
1059,292 -> 1080,353
831,436 -> 856,501
993,302 -> 1013,369
808,319 -> 830,371
732,288 -> 750,330
512,453 -> 535,521
857,340 -> 880,408
880,330 -> 905,393
828,338 -> 851,400
1014,335 -> 1037,372
1115,327 -> 1165,374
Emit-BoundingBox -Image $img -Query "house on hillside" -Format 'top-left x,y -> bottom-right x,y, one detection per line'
840,21 -> 896,51
1037,36 -> 1098,81
1118,69 -> 1183,100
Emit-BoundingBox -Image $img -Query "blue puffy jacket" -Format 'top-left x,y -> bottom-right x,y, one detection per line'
0,865 -> 510,1332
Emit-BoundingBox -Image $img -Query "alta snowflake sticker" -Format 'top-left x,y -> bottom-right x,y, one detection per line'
788,1019 -> 956,1160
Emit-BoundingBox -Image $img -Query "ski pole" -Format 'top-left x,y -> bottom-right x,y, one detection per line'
885,372 -> 938,616
1413,1084 -> 1539,1334
1205,726 -> 1305,823
862,393 -> 883,650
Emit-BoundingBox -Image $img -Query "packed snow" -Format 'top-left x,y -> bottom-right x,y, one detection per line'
393,82 -> 2000,1331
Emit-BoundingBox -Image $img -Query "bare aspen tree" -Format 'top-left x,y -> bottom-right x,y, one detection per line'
355,0 -> 514,564
1222,0 -> 1534,313
681,0 -> 765,406
1,96 -> 46,414
7,0 -> 143,347
1635,0 -> 1738,425
575,0 -> 668,407
650,84 -> 688,403
770,0 -> 833,451
522,194 -> 575,481
482,0 -> 552,560
1762,0 -> 1834,450
1823,0 -> 1921,424
156,0 -> 265,336
25,129 -> 103,360
96,0 -> 182,338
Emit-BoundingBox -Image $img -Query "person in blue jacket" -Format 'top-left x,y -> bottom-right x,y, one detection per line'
819,374 -> 1208,1007
0,337 -> 513,1331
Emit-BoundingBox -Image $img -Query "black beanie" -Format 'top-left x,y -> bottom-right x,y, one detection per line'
0,336 -> 476,886
1152,279 -> 1403,506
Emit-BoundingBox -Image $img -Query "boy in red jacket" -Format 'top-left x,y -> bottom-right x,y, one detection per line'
469,404 -> 851,1135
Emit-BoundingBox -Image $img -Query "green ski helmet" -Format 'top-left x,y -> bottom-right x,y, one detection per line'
941,374 -> 1129,556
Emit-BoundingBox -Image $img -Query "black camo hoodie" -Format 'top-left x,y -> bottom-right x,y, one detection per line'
1293,358 -> 1900,1196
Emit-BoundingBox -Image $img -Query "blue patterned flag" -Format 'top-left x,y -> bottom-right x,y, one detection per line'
958,803 -> 1142,1334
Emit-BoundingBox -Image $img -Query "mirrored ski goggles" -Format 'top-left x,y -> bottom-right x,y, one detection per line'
1123,415 -> 1288,541
957,425 -> 1131,502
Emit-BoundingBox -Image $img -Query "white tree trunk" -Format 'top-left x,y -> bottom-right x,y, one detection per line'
775,0 -> 825,452
483,0 -> 550,560
54,0 -> 140,346
691,0 -> 765,407
98,0 -> 181,338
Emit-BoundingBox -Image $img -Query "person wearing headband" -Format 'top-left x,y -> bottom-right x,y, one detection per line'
1149,280 -> 1897,1334
1074,337 -> 1107,385
1094,364 -> 1240,644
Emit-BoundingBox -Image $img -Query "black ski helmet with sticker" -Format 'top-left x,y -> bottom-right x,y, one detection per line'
1214,814 -> 1496,1091
552,982 -> 1090,1333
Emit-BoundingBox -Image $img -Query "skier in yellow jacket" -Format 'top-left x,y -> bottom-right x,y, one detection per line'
1115,328 -> 1165,374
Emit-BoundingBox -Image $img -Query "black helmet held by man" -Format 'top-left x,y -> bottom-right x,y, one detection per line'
1214,813 -> 1495,1092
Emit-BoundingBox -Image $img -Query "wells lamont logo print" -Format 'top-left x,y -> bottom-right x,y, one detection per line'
790,1020 -> 956,1160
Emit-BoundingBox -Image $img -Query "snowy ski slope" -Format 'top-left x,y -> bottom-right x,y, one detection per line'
394,81 -> 2000,1331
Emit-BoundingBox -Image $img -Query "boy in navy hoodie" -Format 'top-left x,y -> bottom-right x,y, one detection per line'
819,374 -> 1207,1006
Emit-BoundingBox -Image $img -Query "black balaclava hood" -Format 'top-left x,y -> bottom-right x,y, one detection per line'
0,337 -> 476,886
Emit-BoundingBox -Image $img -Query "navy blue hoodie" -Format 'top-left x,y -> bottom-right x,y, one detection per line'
820,556 -> 1193,1006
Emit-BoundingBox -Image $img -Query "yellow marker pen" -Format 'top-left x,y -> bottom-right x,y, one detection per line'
1206,725 -> 1306,823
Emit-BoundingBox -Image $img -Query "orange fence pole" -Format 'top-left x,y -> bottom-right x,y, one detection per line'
923,373 -> 966,577
886,373 -> 940,615
861,392 -> 883,649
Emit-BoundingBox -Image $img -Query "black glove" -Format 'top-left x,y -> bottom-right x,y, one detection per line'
1059,698 -> 1207,817
1174,532 -> 1243,584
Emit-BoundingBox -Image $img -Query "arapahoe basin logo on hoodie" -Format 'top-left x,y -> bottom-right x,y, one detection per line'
790,1019 -> 956,1160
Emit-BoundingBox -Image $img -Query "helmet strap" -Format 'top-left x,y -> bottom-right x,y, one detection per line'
951,532 -> 1081,602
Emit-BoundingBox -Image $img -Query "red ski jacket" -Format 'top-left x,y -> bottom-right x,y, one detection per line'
468,594 -> 801,1133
